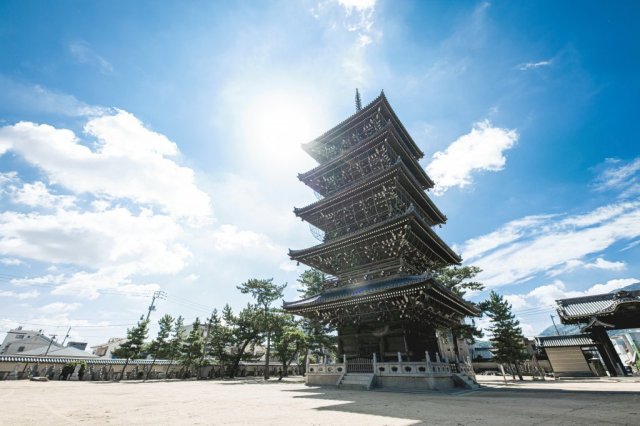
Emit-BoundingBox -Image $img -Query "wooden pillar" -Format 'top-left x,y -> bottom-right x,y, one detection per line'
591,326 -> 625,377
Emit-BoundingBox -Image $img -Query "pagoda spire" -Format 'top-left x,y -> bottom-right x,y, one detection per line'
355,88 -> 362,112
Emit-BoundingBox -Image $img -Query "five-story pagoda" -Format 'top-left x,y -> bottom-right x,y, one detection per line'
284,91 -> 478,367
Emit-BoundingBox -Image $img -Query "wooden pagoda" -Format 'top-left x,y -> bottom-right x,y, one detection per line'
284,91 -> 479,367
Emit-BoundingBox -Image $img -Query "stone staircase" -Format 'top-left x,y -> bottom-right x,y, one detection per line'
338,373 -> 375,390
452,373 -> 480,390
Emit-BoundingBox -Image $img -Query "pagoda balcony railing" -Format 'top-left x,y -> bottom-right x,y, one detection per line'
308,110 -> 387,163
305,142 -> 399,197
306,352 -> 476,379
311,185 -> 416,241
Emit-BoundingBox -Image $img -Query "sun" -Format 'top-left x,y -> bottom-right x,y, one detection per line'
243,91 -> 326,168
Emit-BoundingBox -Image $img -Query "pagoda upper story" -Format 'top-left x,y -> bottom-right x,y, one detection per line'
290,91 -> 460,287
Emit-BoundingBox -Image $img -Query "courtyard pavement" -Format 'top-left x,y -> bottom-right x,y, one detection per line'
0,376 -> 638,425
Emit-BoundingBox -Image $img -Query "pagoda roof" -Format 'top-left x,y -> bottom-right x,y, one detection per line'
282,274 -> 479,317
556,289 -> 640,321
298,122 -> 434,193
302,91 -> 424,162
294,160 -> 446,226
289,208 -> 461,266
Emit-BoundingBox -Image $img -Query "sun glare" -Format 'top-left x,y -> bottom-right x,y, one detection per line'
243,91 -> 325,169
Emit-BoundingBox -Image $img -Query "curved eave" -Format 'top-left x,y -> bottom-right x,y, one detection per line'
558,299 -> 640,322
294,161 -> 447,226
298,124 -> 434,193
289,209 -> 461,265
555,289 -> 640,322
302,92 -> 424,163
283,275 -> 478,317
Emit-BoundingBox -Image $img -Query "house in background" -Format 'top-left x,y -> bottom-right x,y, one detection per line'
0,327 -> 92,358
1,327 -> 61,355
91,337 -> 127,358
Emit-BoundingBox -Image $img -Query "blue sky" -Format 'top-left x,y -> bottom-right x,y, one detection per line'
0,0 -> 638,345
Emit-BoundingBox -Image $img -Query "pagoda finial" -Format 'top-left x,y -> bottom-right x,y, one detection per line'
355,88 -> 362,112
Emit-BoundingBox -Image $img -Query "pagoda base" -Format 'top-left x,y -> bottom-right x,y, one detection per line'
337,320 -> 452,363
304,359 -> 476,391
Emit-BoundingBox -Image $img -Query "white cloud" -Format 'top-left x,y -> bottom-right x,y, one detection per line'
0,207 -> 189,273
0,257 -> 23,266
12,181 -> 76,209
0,289 -> 39,300
547,257 -> 625,277
337,0 -> 376,12
0,111 -> 212,221
594,157 -> 640,199
68,41 -> 114,74
463,201 -> 640,287
517,59 -> 553,70
311,0 -> 380,87
426,120 -> 518,195
39,301 -> 82,315
209,224 -> 278,252
0,75 -> 109,118
505,278 -> 638,309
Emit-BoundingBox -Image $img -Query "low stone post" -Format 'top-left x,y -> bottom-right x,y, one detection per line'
372,352 -> 377,373
343,354 -> 347,373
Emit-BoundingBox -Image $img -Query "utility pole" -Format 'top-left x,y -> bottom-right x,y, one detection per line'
44,334 -> 58,356
146,291 -> 167,322
61,327 -> 72,346
550,314 -> 561,336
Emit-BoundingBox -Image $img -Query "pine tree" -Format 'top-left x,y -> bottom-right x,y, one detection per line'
296,269 -> 336,371
272,314 -> 307,377
237,278 -> 286,380
165,315 -> 186,377
113,315 -> 149,381
224,303 -> 263,378
145,314 -> 174,381
206,309 -> 233,377
482,291 -> 528,380
433,265 -> 484,297
181,317 -> 205,378
433,265 -> 484,357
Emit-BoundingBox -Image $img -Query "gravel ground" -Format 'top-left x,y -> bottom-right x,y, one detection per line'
0,376 -> 638,425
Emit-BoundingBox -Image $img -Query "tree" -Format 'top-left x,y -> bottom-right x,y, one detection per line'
433,265 -> 485,358
145,314 -> 174,381
433,265 -> 484,297
205,309 -> 233,378
296,269 -> 336,372
165,315 -> 186,377
224,304 -> 263,377
237,278 -> 286,380
297,269 -> 325,297
181,317 -> 205,378
481,291 -> 528,380
272,313 -> 307,377
112,315 -> 149,381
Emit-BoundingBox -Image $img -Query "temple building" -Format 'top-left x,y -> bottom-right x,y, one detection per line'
283,91 -> 479,389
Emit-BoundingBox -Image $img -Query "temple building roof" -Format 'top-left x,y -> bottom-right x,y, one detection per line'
556,289 -> 640,324
298,123 -> 434,196
289,208 -> 461,279
283,274 -> 479,320
302,92 -> 424,164
294,161 -> 446,231
535,334 -> 597,348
